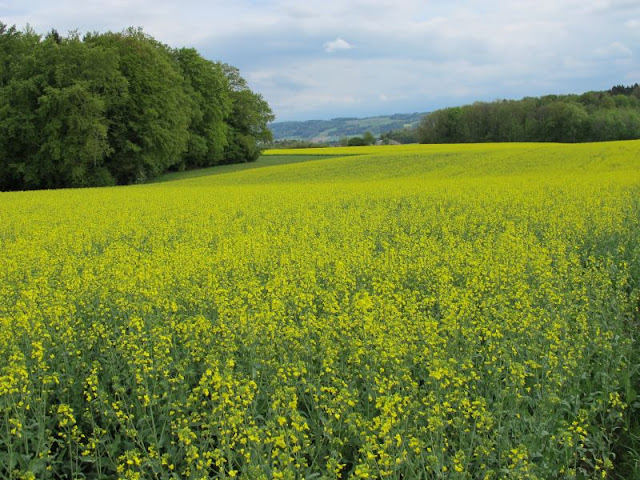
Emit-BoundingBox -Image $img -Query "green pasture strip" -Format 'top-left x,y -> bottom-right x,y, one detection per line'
151,154 -> 343,183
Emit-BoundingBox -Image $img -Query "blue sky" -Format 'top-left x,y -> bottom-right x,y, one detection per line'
2,0 -> 639,121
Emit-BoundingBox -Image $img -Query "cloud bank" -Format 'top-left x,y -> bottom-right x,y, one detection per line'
2,0 -> 638,121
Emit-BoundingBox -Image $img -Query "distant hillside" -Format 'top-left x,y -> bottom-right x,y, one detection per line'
270,113 -> 427,142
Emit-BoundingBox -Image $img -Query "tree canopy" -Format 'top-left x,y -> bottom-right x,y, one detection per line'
0,24 -> 274,190
417,85 -> 640,144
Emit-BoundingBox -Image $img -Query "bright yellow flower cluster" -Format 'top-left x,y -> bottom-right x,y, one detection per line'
0,141 -> 639,479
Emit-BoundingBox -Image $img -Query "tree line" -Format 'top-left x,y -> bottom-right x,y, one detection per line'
0,25 -> 274,190
417,85 -> 640,144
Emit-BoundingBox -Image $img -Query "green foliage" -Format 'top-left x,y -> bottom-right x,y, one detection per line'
0,28 -> 120,189
220,64 -> 275,164
172,48 -> 231,169
85,29 -> 191,184
348,136 -> 367,146
343,131 -> 376,147
362,131 -> 376,145
0,24 -> 273,190
417,86 -> 640,144
269,139 -> 330,149
379,128 -> 418,144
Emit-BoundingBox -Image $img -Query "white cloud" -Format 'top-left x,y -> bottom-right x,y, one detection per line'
323,37 -> 353,53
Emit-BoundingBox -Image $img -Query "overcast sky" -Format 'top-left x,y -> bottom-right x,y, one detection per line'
2,0 -> 639,121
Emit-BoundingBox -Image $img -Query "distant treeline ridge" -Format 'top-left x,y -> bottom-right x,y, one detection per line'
0,24 -> 274,190
417,85 -> 640,144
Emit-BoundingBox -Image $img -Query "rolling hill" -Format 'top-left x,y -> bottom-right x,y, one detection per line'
269,112 -> 426,142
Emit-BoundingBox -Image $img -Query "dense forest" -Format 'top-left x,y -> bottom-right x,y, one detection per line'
417,85 -> 640,144
0,24 -> 274,190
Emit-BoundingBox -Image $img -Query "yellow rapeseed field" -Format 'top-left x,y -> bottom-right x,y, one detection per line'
1,142 -> 639,479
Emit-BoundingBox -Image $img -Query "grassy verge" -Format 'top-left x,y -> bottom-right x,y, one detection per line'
151,154 -> 342,183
